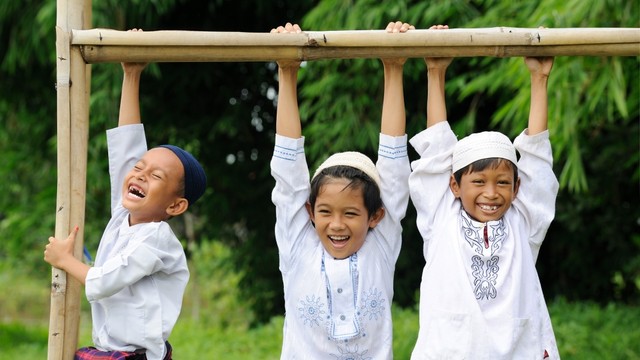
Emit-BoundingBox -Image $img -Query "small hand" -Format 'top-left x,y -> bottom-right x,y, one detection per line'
271,23 -> 303,69
385,21 -> 415,34
271,22 -> 302,34
424,24 -> 453,70
524,56 -> 554,77
525,26 -> 554,77
121,29 -> 148,74
44,226 -> 79,270
381,21 -> 416,67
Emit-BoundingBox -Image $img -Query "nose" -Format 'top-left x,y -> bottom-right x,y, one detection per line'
329,215 -> 345,230
484,183 -> 498,198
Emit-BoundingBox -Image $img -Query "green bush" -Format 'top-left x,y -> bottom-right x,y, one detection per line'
3,241 -> 639,359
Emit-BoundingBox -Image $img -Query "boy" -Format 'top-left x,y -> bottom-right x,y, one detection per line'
409,25 -> 560,359
270,22 -> 412,358
44,54 -> 205,359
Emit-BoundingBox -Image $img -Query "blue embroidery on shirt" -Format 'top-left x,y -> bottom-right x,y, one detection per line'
471,255 -> 499,300
330,344 -> 372,360
359,288 -> 385,321
298,295 -> 326,327
461,210 -> 506,300
273,144 -> 303,161
379,143 -> 408,159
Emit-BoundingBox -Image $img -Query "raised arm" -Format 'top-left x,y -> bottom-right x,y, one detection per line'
380,21 -> 414,136
424,25 -> 453,129
524,56 -> 554,135
118,29 -> 148,127
271,23 -> 302,139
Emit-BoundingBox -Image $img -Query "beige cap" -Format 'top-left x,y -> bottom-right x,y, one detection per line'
312,151 -> 381,188
452,131 -> 517,173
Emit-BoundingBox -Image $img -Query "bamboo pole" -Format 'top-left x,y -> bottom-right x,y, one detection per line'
71,27 -> 640,63
51,0 -> 91,359
50,24 -> 72,360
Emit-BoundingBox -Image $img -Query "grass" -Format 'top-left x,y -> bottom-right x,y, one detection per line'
2,256 -> 639,359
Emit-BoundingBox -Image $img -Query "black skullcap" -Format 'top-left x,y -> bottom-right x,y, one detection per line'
158,145 -> 206,206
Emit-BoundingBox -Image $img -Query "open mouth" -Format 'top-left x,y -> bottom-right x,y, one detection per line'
128,185 -> 146,198
328,235 -> 350,246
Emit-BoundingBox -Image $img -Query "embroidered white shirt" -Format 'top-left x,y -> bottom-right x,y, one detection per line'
271,133 -> 410,359
85,124 -> 189,360
409,121 -> 560,360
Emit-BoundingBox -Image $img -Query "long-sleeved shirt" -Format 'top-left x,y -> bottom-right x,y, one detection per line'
409,121 -> 559,359
85,124 -> 189,360
271,133 -> 410,359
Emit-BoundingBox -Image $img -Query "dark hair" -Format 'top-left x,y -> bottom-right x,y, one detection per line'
309,165 -> 382,219
453,158 -> 519,188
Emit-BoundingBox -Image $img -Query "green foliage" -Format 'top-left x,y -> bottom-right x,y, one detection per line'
183,240 -> 255,329
2,290 -> 640,359
0,265 -> 51,322
0,0 -> 638,330
300,0 -> 640,308
550,298 -> 640,358
0,322 -> 50,360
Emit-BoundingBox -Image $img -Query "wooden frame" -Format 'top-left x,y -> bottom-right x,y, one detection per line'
50,1 -> 640,359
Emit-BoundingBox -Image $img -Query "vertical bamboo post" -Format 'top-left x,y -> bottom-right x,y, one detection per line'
50,23 -> 72,360
61,2 -> 92,358
50,0 -> 91,359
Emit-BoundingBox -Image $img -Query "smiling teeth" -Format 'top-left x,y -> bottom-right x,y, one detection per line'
129,186 -> 146,198
480,205 -> 498,211
329,236 -> 349,241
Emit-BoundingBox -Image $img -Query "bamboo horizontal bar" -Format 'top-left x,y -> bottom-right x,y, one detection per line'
73,27 -> 640,63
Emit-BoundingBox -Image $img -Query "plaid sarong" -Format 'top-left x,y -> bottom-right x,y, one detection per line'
74,342 -> 172,360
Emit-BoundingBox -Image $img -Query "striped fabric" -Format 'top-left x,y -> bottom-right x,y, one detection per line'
74,342 -> 172,360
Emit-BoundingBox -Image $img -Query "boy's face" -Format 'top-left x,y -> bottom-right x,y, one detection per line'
121,148 -> 186,225
450,161 -> 520,223
306,178 -> 384,260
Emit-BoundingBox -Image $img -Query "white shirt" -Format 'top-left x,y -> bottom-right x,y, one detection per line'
408,122 -> 560,360
271,133 -> 410,359
85,124 -> 189,360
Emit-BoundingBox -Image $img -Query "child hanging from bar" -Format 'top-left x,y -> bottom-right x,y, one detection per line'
408,25 -> 560,359
270,21 -> 412,358
43,29 -> 205,360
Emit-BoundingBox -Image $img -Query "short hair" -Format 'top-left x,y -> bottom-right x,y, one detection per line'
453,158 -> 519,189
309,165 -> 383,219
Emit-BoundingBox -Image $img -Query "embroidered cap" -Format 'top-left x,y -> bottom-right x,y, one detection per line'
312,151 -> 381,189
158,145 -> 207,206
452,131 -> 517,173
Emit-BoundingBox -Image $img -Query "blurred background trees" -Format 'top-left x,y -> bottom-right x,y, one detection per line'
1,0 -> 638,325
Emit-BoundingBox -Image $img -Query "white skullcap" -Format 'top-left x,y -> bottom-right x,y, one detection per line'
452,131 -> 517,173
312,151 -> 381,189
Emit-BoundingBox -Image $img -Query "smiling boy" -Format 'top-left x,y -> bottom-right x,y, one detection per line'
408,25 -> 560,359
270,22 -> 412,358
44,57 -> 205,360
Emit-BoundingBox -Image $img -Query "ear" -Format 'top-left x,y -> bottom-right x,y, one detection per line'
367,207 -> 385,229
166,197 -> 189,217
449,174 -> 461,198
513,177 -> 521,198
305,201 -> 315,224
